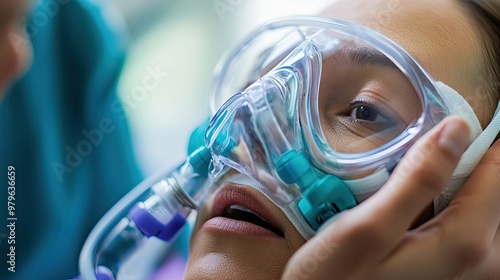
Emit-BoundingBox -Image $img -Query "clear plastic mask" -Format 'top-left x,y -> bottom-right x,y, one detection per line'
206,17 -> 449,231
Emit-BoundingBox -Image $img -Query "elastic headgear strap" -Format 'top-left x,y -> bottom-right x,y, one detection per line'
434,82 -> 500,213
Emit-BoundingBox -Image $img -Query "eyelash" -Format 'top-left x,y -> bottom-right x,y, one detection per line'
346,98 -> 392,125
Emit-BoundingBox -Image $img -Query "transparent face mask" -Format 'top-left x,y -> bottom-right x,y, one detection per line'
205,17 -> 448,231
78,17 -> 494,279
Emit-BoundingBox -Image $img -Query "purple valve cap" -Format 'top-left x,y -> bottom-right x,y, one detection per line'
70,266 -> 114,280
96,266 -> 114,280
129,202 -> 187,242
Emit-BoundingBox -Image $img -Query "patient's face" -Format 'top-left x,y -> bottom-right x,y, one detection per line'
0,0 -> 31,99
185,0 -> 492,279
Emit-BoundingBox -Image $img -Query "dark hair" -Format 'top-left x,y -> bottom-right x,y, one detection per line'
459,0 -> 500,123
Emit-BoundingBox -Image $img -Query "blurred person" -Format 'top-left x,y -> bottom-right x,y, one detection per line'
0,1 -> 31,97
0,0 -> 142,279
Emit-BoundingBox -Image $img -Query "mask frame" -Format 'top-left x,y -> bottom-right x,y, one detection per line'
209,17 -> 449,179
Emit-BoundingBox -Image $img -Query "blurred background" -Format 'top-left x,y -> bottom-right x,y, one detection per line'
0,1 -> 335,279
110,0 -> 334,176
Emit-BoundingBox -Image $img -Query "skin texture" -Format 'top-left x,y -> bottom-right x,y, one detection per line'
0,0 -> 31,99
185,0 -> 499,279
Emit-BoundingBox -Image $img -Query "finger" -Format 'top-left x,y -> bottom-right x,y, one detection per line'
374,231 -> 465,280
281,117 -> 471,279
376,140 -> 500,278
351,116 -> 471,251
436,139 -> 500,268
374,232 -> 443,279
376,223 -> 499,279
461,226 -> 500,279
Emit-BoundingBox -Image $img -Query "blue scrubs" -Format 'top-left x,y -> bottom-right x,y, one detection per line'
0,1 -> 142,279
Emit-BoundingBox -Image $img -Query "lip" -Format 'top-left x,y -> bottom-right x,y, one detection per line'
202,184 -> 284,239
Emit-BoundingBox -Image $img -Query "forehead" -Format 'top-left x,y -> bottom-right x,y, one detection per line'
321,0 -> 483,94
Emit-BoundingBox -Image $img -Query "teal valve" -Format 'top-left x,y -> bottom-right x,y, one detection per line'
189,146 -> 211,177
298,176 -> 356,230
275,150 -> 357,231
187,118 -> 212,177
275,150 -> 319,190
188,118 -> 210,155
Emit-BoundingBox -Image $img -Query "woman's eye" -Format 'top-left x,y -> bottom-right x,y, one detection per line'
350,105 -> 382,122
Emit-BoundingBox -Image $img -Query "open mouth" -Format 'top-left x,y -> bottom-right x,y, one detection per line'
203,184 -> 285,239
223,204 -> 284,237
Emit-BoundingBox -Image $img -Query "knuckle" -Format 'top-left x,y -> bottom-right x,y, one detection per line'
439,211 -> 493,270
340,216 -> 391,250
453,234 -> 491,269
490,158 -> 500,181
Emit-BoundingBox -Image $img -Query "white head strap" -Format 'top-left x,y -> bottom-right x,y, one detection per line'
434,82 -> 500,213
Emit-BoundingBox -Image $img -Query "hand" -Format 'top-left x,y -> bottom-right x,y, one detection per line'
282,117 -> 500,280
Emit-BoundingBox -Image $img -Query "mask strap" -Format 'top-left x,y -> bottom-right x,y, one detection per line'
435,99 -> 500,213
435,82 -> 483,140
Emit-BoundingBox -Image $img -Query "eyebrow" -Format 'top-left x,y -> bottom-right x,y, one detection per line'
337,45 -> 399,69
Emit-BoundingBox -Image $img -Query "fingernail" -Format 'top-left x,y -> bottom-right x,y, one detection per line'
437,118 -> 470,158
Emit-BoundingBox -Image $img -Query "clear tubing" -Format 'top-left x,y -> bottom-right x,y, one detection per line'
95,217 -> 146,275
79,164 -> 172,280
79,157 -> 209,280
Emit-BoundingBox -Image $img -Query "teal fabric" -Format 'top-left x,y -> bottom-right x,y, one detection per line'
0,1 -> 142,279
